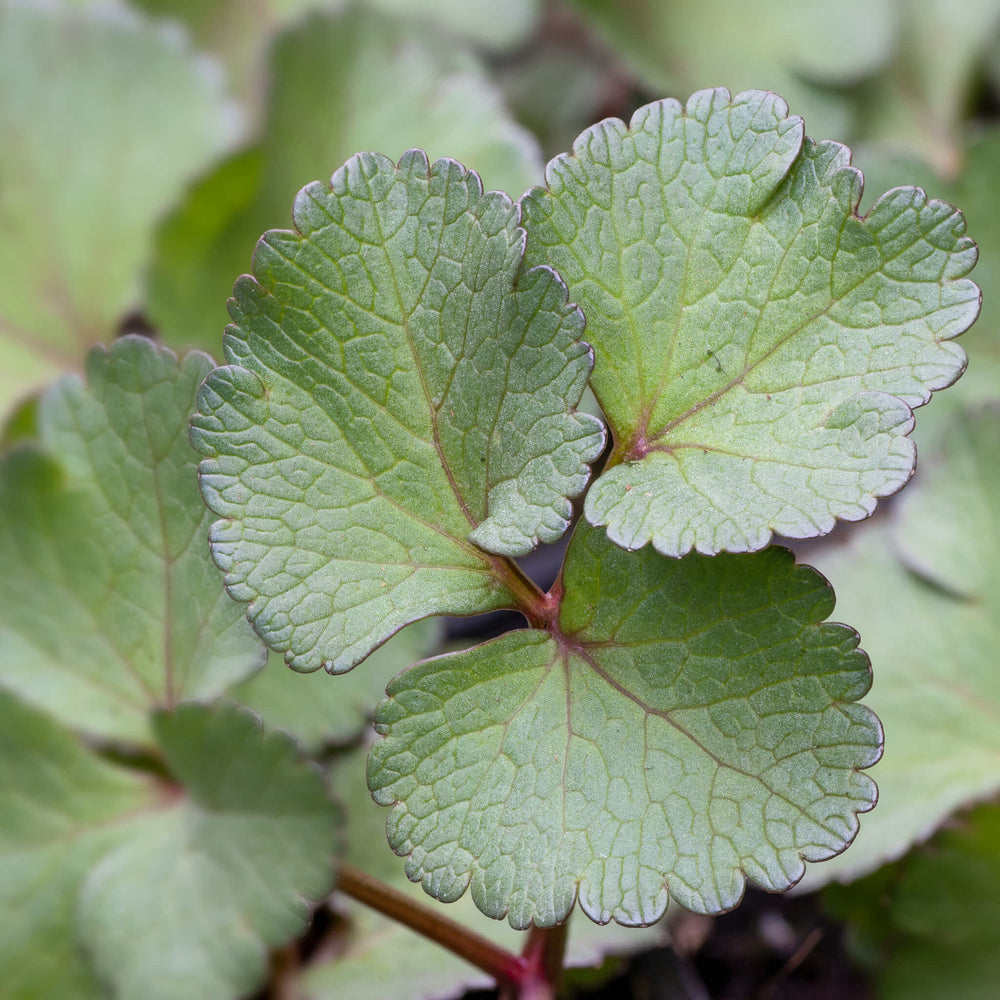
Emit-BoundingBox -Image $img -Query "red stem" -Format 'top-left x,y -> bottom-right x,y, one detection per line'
336,864 -> 526,987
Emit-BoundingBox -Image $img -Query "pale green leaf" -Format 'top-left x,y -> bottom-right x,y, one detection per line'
149,6 -> 543,356
566,0 -> 896,140
231,620 -> 439,752
522,88 -> 978,557
826,802 -> 1000,1000
0,337 -> 264,744
852,132 -> 1000,414
0,2 -> 238,414
78,702 -> 340,1000
797,404 -> 1000,887
368,521 -> 881,928
0,689 -> 158,1000
191,150 -> 604,671
302,746 -> 665,1000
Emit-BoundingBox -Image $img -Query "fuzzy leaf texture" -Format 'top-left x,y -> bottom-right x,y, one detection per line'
0,337 -> 264,744
192,150 -> 605,672
368,521 -> 881,928
522,88 -> 979,556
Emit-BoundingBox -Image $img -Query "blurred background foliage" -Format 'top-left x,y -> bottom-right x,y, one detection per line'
2,1 -> 999,997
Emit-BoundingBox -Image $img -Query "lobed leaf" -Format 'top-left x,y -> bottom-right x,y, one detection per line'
522,88 -> 979,557
192,150 -> 604,672
369,521 -> 881,928
303,745 -> 664,1000
0,337 -> 264,744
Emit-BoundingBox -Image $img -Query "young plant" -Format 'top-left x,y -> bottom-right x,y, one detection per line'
186,87 -> 977,987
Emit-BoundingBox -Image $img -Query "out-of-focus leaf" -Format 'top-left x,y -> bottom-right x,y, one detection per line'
191,150 -> 603,671
799,405 -> 1000,887
132,0 -> 541,103
0,2 -> 238,414
79,703 -> 340,1000
826,802 -> 1000,1000
366,0 -> 541,51
369,521 -> 881,928
566,0 -> 895,140
854,0 -> 1000,174
231,620 -> 439,752
148,6 -> 543,356
499,37 -> 624,161
0,689 -> 158,1000
0,337 -> 264,744
523,89 -> 977,557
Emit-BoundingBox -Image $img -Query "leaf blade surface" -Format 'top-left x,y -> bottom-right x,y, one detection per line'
369,523 -> 881,927
192,150 -> 604,672
522,88 -> 978,556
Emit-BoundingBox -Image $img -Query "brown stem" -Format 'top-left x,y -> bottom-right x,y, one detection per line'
336,863 -> 526,987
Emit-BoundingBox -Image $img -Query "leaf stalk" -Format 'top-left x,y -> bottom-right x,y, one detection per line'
336,863 -> 526,987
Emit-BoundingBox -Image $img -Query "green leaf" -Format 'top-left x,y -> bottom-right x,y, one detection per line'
148,6 -> 543,356
0,337 -> 264,744
302,745 -> 665,1000
368,521 -> 881,928
0,689 -> 158,1000
565,0 -> 897,141
826,802 -> 1000,1000
935,132 -> 1000,408
522,88 -> 979,557
852,131 -> 1000,414
797,404 -> 1000,887
79,702 -> 340,1000
192,150 -> 604,671
231,620 -> 439,752
0,2 -> 237,414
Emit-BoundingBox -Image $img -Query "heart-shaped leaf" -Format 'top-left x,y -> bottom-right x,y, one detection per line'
0,689 -> 157,999
522,88 -> 979,557
191,150 -> 604,672
369,522 -> 881,928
